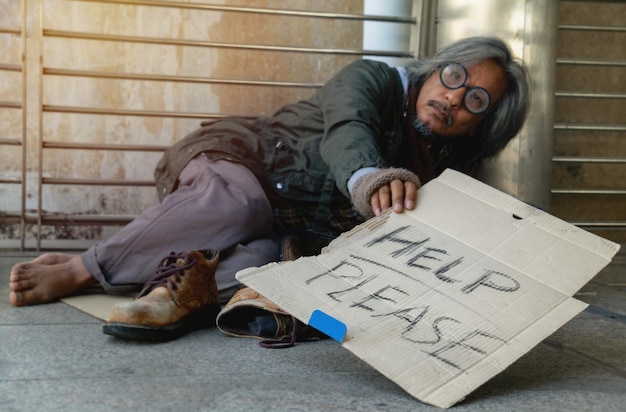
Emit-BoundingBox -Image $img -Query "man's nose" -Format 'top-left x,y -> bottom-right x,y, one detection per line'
445,87 -> 465,109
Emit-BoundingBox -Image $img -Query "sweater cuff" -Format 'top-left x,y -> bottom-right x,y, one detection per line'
347,167 -> 380,195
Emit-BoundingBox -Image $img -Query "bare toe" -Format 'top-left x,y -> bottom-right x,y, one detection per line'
9,291 -> 24,306
10,262 -> 31,279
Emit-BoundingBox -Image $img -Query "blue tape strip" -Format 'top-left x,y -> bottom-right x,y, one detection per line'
308,309 -> 347,343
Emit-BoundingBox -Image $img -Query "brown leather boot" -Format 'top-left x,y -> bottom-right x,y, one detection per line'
103,249 -> 221,341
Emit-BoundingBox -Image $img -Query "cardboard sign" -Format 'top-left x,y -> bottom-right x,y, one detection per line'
236,169 -> 620,408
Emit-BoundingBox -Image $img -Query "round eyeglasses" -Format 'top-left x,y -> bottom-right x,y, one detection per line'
439,63 -> 491,115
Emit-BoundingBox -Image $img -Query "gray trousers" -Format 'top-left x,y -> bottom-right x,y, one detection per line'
81,154 -> 279,294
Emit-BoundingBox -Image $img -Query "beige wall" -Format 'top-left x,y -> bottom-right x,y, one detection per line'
0,0 -> 365,247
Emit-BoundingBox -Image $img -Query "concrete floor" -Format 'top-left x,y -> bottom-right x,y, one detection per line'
1,248 -> 625,412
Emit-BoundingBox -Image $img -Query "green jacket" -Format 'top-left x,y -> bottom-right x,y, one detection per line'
154,59 -> 410,206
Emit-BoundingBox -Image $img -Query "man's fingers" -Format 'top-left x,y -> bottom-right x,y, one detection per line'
404,181 -> 418,210
370,192 -> 382,216
390,180 -> 405,212
369,180 -> 420,216
373,184 -> 392,215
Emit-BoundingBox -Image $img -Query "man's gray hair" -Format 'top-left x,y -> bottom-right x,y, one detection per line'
405,36 -> 529,161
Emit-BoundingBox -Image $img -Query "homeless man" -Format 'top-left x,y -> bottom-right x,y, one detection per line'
9,36 -> 529,340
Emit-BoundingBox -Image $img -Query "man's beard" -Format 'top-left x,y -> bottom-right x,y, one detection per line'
412,117 -> 435,140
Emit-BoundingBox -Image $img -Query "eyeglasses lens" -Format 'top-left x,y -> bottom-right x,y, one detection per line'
440,64 -> 466,89
464,88 -> 490,114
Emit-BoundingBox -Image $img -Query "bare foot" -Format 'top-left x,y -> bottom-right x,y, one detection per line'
9,253 -> 97,306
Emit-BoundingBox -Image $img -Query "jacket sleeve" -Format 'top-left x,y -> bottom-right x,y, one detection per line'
314,59 -> 403,198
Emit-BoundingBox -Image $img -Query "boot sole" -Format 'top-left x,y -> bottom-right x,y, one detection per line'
102,304 -> 221,341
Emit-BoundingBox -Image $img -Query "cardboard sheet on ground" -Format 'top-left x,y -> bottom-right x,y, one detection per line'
237,169 -> 620,409
62,294 -> 132,321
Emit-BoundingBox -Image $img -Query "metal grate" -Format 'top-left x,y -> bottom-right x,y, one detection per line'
552,0 -> 626,240
0,2 -> 27,250
0,0 -> 420,250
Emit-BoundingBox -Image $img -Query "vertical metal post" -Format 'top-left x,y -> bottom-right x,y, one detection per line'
36,0 -> 44,250
20,0 -> 27,251
411,0 -> 438,59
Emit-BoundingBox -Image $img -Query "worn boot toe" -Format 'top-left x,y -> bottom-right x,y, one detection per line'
103,249 -> 221,341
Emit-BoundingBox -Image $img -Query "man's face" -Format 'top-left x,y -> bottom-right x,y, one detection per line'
415,59 -> 507,139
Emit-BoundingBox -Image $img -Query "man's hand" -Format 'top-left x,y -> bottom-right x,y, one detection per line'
350,168 -> 421,218
370,179 -> 418,216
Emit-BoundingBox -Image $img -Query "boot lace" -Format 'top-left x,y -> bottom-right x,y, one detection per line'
259,316 -> 298,349
137,251 -> 198,298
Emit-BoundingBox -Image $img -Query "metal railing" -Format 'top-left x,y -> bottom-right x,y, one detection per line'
0,1 -> 27,249
0,0 -> 420,250
552,17 -> 626,234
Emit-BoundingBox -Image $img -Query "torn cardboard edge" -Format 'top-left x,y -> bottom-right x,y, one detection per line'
237,169 -> 620,409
